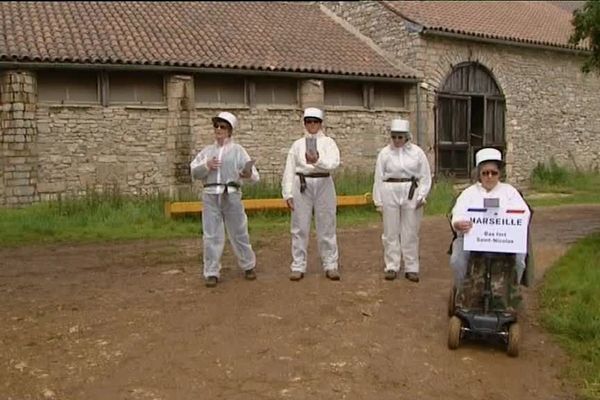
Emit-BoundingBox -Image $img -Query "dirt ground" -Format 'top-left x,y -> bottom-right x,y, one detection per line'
1,204 -> 600,400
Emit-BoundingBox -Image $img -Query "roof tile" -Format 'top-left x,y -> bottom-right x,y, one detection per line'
0,1 -> 419,79
384,1 -> 586,50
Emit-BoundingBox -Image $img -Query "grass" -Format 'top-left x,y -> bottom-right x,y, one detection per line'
540,233 -> 600,399
0,164 -> 598,246
530,158 -> 600,194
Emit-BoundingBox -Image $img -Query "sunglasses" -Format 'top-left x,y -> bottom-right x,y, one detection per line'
213,123 -> 230,130
480,170 -> 499,177
391,135 -> 405,140
304,119 -> 321,124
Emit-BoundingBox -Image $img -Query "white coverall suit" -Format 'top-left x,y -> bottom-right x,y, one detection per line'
450,182 -> 528,284
190,138 -> 259,279
372,142 -> 432,274
281,131 -> 340,273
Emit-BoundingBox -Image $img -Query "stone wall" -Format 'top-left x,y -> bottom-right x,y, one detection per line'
1,71 -> 414,206
0,70 -> 38,206
419,36 -> 600,184
35,105 -> 172,200
325,1 -> 600,185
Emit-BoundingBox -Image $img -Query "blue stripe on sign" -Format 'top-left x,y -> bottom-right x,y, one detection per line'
467,208 -> 487,212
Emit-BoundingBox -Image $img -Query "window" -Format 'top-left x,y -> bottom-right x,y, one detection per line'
37,70 -> 99,103
254,77 -> 297,106
324,81 -> 364,107
373,83 -> 405,108
195,75 -> 246,105
108,72 -> 164,104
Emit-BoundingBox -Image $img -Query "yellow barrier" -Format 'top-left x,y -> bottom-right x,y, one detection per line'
164,193 -> 373,218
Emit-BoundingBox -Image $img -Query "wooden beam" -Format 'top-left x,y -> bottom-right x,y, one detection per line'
164,193 -> 373,218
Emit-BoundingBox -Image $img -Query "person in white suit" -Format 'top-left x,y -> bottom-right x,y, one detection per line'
190,111 -> 259,288
373,118 -> 432,283
281,107 -> 341,281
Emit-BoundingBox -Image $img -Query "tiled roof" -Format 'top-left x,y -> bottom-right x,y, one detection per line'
0,1 -> 419,79
384,1 -> 586,50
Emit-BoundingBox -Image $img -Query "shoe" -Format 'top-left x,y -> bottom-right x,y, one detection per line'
205,276 -> 218,287
244,268 -> 257,281
384,269 -> 397,280
325,269 -> 340,281
289,271 -> 304,281
405,272 -> 420,283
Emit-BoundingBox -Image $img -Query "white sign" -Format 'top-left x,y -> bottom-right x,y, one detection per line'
463,207 -> 530,253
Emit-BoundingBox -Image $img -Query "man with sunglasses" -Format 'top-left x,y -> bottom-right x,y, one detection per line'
373,118 -> 432,283
190,111 -> 260,288
449,148 -> 530,286
281,107 -> 341,281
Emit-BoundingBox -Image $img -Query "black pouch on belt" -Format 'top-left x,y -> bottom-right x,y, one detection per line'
298,174 -> 307,193
408,177 -> 419,201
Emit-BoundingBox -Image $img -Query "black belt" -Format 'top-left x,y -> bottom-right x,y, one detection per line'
296,173 -> 330,193
384,176 -> 419,200
203,181 -> 240,193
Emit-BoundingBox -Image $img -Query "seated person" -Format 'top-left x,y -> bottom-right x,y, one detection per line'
449,148 -> 531,288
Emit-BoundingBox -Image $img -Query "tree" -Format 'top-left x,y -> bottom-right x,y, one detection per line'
569,0 -> 600,74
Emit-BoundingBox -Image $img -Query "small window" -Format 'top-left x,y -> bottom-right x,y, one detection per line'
195,75 -> 246,105
324,81 -> 364,107
373,83 -> 405,108
109,72 -> 164,104
255,77 -> 297,106
37,70 -> 99,104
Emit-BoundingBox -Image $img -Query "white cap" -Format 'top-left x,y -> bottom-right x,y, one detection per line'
475,148 -> 503,166
212,111 -> 237,130
303,107 -> 324,121
390,118 -> 410,133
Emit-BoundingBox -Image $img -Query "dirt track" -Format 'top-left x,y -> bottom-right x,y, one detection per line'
2,204 -> 600,400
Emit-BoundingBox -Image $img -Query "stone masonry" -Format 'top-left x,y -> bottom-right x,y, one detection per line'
324,1 -> 600,186
0,70 -> 38,206
1,71 -> 414,206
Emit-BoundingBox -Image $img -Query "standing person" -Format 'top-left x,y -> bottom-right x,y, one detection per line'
190,111 -> 259,288
373,118 -> 432,283
449,148 -> 531,287
282,107 -> 341,281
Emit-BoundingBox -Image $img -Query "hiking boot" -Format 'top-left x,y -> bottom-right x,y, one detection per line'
325,269 -> 340,281
289,271 -> 304,281
405,272 -> 420,283
244,268 -> 257,281
205,276 -> 218,288
384,269 -> 397,281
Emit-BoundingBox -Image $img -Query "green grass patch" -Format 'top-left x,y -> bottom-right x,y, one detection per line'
531,159 -> 600,193
540,233 -> 600,399
0,165 -> 598,246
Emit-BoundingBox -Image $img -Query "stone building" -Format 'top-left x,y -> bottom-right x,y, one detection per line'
324,1 -> 599,182
0,1 -> 422,206
1,1 -> 598,206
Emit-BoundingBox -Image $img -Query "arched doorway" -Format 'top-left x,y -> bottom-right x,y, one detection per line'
435,62 -> 505,178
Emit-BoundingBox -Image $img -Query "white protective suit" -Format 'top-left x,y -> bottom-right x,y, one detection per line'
190,138 -> 259,279
372,142 -> 432,274
281,130 -> 341,273
450,182 -> 528,284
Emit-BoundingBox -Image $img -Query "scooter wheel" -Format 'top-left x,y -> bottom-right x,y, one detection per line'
448,316 -> 462,350
507,322 -> 520,357
447,287 -> 456,317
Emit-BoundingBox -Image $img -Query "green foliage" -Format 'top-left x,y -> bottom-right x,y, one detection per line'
540,233 -> 600,399
531,159 -> 600,193
569,0 -> 600,74
1,164 -> 599,246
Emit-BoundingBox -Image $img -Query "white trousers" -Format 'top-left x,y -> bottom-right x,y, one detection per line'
202,192 -> 255,278
450,236 -> 526,285
381,202 -> 423,273
290,176 -> 339,272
